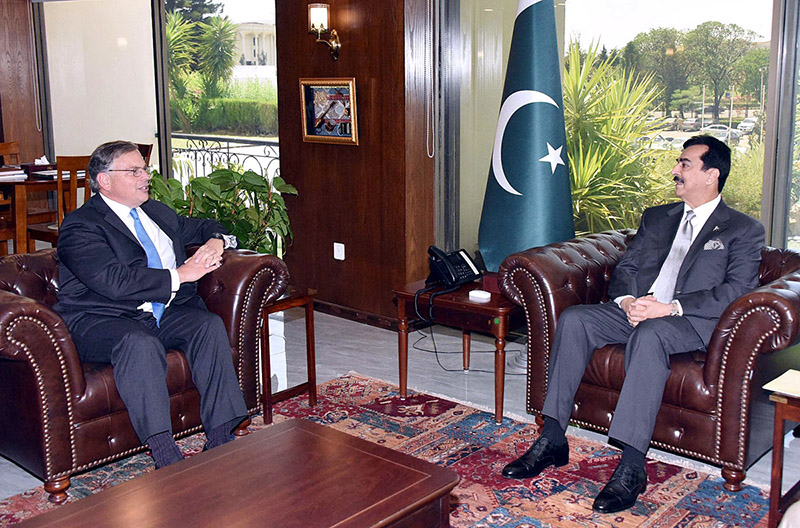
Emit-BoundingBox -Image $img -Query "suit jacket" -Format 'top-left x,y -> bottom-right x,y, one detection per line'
607,199 -> 765,343
54,194 -> 227,328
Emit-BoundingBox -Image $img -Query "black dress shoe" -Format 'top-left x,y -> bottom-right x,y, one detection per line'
502,437 -> 569,479
592,462 -> 647,514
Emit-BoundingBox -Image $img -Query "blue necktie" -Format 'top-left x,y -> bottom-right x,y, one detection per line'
130,208 -> 165,326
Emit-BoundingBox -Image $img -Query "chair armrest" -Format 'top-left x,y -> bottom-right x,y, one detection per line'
498,230 -> 630,412
196,249 -> 290,410
0,290 -> 85,479
704,272 -> 800,385
701,272 -> 800,463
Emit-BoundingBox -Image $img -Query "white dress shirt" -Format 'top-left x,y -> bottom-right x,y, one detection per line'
99,193 -> 180,310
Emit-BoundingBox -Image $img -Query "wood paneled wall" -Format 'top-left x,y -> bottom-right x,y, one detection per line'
0,0 -> 45,161
276,0 -> 434,320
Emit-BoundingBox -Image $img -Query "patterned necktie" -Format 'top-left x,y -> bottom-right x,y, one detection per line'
653,210 -> 695,303
130,208 -> 165,326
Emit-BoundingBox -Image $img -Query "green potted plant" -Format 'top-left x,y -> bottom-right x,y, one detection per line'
149,164 -> 297,257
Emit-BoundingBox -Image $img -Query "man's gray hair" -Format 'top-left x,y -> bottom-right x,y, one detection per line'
86,140 -> 140,193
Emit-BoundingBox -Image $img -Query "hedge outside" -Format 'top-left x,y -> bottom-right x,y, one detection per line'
189,98 -> 278,136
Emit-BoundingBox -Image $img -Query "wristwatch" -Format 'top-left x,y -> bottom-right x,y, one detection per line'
211,233 -> 238,249
669,300 -> 681,316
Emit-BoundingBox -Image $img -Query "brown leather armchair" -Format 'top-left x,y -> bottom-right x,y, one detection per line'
499,229 -> 800,491
0,248 -> 289,503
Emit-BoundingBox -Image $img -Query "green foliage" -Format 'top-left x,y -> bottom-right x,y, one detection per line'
736,47 -> 770,106
563,41 -> 673,234
195,98 -> 278,136
629,27 -> 692,113
198,16 -> 237,99
149,165 -> 298,257
685,22 -> 758,121
165,0 -> 221,24
227,78 -> 278,102
725,140 -> 764,220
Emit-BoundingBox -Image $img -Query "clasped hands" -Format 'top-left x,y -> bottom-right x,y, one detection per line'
177,238 -> 225,283
619,295 -> 672,327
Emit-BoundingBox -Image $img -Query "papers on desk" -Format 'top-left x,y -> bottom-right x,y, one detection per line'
0,168 -> 27,181
30,170 -> 85,180
763,369 -> 800,398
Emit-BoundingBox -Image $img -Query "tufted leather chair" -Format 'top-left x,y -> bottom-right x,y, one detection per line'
0,248 -> 289,503
499,229 -> 800,492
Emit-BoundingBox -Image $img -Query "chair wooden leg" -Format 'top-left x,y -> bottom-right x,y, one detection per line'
721,468 -> 745,492
233,416 -> 250,437
44,477 -> 71,504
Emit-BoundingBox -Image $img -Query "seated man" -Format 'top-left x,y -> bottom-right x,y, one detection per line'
54,140 -> 247,468
502,135 -> 765,513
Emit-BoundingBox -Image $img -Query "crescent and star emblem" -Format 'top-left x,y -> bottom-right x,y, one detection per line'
491,90 -> 565,196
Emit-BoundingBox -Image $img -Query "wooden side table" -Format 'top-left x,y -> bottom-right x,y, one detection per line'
769,392 -> 800,528
260,287 -> 317,424
393,280 -> 524,424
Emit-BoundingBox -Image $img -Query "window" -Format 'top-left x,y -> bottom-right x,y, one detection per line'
441,0 -> 774,252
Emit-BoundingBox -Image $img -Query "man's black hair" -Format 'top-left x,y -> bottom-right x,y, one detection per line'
682,135 -> 731,192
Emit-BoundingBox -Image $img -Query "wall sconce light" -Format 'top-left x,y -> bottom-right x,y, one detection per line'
308,3 -> 341,61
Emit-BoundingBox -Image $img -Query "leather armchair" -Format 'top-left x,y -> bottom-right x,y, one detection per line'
0,248 -> 289,503
499,229 -> 800,491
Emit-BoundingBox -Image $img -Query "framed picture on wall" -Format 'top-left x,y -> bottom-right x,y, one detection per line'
299,77 -> 359,145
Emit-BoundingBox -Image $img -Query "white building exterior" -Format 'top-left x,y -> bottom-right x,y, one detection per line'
235,22 -> 276,67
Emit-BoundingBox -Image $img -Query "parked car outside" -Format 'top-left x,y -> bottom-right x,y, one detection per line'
700,124 -> 742,145
682,117 -> 701,131
737,117 -> 758,134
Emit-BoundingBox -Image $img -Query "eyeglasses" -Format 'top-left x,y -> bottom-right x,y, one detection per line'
107,166 -> 152,178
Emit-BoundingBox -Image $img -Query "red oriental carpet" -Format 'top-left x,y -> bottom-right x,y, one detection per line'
0,373 -> 769,527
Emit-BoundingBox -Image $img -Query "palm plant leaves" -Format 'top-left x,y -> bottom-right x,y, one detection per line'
564,41 -> 673,235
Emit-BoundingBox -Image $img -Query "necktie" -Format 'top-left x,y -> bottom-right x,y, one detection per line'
130,208 -> 165,326
653,210 -> 695,303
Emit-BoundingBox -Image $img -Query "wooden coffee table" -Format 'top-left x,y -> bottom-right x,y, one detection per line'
17,419 -> 459,528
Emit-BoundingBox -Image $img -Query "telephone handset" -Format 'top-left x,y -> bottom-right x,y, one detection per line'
426,245 -> 482,287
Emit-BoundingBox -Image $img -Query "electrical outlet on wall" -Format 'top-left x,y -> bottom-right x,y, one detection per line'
333,242 -> 345,260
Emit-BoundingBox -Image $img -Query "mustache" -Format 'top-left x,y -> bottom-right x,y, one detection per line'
673,176 -> 684,184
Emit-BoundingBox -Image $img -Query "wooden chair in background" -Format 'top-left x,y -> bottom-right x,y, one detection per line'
136,143 -> 154,164
0,142 -> 22,254
26,155 -> 91,249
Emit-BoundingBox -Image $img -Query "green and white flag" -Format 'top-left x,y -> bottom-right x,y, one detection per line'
478,0 -> 574,271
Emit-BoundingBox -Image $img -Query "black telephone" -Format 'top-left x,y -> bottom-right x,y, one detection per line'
426,245 -> 482,287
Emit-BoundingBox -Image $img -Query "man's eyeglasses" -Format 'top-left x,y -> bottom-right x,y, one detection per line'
107,166 -> 152,178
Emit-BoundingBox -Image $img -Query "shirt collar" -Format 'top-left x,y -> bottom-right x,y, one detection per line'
684,194 -> 720,226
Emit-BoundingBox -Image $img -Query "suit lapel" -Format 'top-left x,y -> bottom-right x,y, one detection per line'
656,203 -> 685,265
91,195 -> 140,246
679,200 -> 730,276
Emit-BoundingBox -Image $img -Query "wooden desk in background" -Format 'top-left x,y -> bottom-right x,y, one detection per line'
0,176 -> 86,253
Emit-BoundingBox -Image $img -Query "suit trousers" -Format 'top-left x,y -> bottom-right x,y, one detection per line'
541,302 -> 705,453
69,298 -> 248,442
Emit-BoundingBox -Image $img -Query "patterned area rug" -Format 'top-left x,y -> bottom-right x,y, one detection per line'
0,373 -> 769,527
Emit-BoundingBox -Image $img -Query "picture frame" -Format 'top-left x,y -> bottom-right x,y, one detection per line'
299,77 -> 359,145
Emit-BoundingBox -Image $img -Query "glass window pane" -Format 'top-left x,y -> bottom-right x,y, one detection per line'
164,0 -> 279,182
450,0 -> 773,251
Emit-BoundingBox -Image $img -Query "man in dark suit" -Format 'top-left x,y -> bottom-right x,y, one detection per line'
502,135 -> 765,513
54,140 -> 248,469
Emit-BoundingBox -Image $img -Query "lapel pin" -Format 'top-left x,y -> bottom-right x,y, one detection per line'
712,226 -> 720,231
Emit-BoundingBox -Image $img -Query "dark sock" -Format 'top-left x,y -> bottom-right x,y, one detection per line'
147,432 -> 184,469
541,416 -> 567,446
203,418 -> 240,451
620,444 -> 646,469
